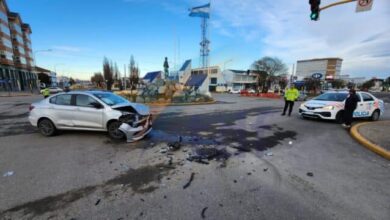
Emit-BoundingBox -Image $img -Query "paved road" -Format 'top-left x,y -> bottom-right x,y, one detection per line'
0,94 -> 389,220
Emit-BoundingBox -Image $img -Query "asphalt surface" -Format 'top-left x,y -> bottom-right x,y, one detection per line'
0,94 -> 389,220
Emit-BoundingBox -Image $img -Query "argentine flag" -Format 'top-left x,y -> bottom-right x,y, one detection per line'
189,3 -> 210,18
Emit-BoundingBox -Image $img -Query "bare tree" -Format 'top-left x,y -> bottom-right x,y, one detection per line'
251,56 -> 288,93
103,57 -> 114,90
129,55 -> 139,90
91,72 -> 104,88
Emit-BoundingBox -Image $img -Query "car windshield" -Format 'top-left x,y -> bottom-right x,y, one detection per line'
92,93 -> 128,106
313,93 -> 348,101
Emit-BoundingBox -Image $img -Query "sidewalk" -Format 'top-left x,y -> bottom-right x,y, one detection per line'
0,91 -> 37,97
351,121 -> 390,160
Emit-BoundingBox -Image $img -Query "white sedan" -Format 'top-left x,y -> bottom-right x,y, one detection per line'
299,91 -> 385,122
29,91 -> 152,142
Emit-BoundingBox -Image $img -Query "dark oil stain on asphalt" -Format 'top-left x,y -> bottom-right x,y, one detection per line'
152,107 -> 295,152
0,163 -> 173,218
105,163 -> 174,193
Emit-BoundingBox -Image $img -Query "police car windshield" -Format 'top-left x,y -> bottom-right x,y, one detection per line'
313,93 -> 348,102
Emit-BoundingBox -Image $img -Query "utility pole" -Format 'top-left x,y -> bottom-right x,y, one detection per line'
124,64 -> 127,90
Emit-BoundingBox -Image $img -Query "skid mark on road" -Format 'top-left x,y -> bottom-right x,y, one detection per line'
0,163 -> 174,219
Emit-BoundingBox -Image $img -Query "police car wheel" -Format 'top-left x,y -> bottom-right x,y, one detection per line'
336,111 -> 344,124
371,110 -> 380,121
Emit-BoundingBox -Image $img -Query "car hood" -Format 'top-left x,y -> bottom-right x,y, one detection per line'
111,102 -> 150,115
304,100 -> 341,108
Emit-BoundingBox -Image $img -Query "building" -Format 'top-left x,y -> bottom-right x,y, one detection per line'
177,59 -> 192,84
295,58 -> 343,81
143,71 -> 162,84
223,69 -> 257,90
0,0 -> 37,92
190,66 -> 227,92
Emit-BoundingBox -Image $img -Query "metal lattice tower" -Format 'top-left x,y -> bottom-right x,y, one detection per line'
200,17 -> 210,68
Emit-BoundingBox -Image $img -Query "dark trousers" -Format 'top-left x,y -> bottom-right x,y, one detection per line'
343,109 -> 354,125
283,100 -> 294,115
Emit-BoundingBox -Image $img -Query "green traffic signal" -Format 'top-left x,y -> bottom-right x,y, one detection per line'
311,12 -> 319,20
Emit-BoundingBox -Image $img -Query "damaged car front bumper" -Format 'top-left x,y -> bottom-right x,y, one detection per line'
118,114 -> 153,142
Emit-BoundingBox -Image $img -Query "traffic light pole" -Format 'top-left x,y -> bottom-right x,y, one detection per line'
320,0 -> 357,11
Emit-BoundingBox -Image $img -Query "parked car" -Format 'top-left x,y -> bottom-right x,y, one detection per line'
29,91 -> 152,142
229,88 -> 241,94
247,89 -> 256,94
299,91 -> 385,122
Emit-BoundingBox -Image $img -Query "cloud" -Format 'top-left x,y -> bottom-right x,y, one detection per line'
208,0 -> 390,78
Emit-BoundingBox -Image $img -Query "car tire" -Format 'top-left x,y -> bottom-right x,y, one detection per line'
38,118 -> 57,136
107,121 -> 125,140
336,111 -> 344,124
371,110 -> 380,121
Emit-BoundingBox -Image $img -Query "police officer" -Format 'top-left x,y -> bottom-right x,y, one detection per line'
42,87 -> 50,99
342,89 -> 359,128
282,84 -> 299,116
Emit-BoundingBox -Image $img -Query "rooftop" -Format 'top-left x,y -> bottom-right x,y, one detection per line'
297,58 -> 343,62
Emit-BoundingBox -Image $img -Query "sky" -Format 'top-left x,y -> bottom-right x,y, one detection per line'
7,0 -> 390,80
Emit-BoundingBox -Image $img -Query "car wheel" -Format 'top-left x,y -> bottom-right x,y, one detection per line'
336,111 -> 344,124
108,121 -> 125,140
371,110 -> 380,121
38,118 -> 56,136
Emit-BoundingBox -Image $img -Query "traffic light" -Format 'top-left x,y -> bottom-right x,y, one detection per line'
309,0 -> 321,21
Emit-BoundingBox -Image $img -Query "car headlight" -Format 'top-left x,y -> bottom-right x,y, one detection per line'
300,103 -> 305,109
322,105 -> 334,110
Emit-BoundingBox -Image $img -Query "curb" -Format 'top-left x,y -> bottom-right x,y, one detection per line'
350,121 -> 390,160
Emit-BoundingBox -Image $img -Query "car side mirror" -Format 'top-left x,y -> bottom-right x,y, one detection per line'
91,102 -> 103,109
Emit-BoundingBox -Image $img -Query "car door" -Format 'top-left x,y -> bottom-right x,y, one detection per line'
49,94 -> 75,127
353,93 -> 371,118
73,94 -> 104,129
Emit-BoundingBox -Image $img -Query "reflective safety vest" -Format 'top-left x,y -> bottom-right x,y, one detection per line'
43,88 -> 50,96
284,88 -> 299,101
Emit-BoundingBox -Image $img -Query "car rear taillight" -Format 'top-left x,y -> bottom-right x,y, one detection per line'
29,105 -> 35,111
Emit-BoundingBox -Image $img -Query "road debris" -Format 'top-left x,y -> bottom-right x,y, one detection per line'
307,172 -> 314,177
95,199 -> 101,206
160,148 -> 168,154
3,171 -> 14,177
201,207 -> 208,219
187,146 -> 231,165
183,172 -> 195,189
265,152 -> 273,156
231,145 -> 251,152
289,141 -> 293,145
263,168 -> 268,172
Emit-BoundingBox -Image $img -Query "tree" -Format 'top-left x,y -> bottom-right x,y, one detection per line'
383,76 -> 390,91
103,57 -> 114,90
278,76 -> 288,90
304,78 -> 321,94
330,79 -> 346,89
69,77 -> 76,86
251,56 -> 288,93
91,72 -> 104,88
38,73 -> 51,86
360,79 -> 375,91
129,55 -> 140,90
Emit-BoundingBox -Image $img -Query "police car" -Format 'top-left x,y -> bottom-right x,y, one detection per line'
299,91 -> 385,122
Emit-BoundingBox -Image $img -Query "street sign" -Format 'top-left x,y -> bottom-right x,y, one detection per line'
356,0 -> 373,12
312,73 -> 323,79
